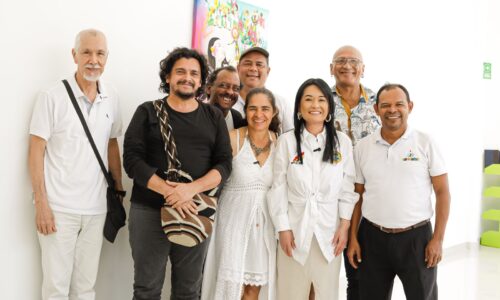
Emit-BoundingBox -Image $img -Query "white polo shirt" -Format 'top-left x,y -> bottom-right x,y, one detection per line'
354,127 -> 447,228
233,93 -> 294,133
268,130 -> 358,265
29,75 -> 122,215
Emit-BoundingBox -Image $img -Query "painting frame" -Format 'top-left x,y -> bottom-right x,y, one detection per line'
192,0 -> 269,71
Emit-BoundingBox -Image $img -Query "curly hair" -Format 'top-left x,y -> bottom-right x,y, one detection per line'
158,47 -> 209,97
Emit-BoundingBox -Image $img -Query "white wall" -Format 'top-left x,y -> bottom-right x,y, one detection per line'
1,0 -> 193,298
266,0 -> 486,248
1,0 -> 497,298
478,0 -> 500,234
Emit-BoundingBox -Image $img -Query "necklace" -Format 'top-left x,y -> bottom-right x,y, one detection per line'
248,136 -> 271,157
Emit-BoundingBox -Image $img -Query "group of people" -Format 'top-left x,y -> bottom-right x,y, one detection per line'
29,28 -> 450,300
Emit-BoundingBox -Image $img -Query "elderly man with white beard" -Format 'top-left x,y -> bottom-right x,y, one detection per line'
28,29 -> 123,300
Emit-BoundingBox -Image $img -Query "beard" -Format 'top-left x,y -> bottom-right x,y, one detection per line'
83,64 -> 102,82
83,73 -> 101,82
174,89 -> 196,100
172,80 -> 197,100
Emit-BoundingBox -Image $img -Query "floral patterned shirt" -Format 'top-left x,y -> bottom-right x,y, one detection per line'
332,85 -> 380,146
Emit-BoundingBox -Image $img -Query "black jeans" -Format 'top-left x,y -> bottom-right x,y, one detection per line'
358,218 -> 437,300
129,202 -> 210,300
343,247 -> 359,300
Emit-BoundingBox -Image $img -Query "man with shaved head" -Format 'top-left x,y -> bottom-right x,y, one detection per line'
330,45 -> 380,300
29,29 -> 123,300
331,45 -> 380,145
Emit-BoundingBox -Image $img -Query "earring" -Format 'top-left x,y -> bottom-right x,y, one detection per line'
325,114 -> 332,122
297,112 -> 302,120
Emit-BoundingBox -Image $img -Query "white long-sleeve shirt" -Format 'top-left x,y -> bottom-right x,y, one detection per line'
267,129 -> 359,265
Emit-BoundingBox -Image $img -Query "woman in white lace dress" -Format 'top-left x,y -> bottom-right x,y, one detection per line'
202,88 -> 280,300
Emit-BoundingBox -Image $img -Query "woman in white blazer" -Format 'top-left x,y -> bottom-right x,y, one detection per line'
268,78 -> 359,300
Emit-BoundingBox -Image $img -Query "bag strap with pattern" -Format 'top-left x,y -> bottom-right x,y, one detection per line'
153,98 -> 218,196
153,98 -> 182,171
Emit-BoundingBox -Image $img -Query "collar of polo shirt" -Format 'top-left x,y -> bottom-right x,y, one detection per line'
375,127 -> 414,146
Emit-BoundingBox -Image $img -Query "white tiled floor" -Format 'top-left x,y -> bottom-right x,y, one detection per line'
338,243 -> 500,300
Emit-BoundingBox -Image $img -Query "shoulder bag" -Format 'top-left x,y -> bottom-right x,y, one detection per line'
153,98 -> 217,247
62,80 -> 126,243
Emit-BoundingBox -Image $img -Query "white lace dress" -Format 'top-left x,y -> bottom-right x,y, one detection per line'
202,131 -> 276,300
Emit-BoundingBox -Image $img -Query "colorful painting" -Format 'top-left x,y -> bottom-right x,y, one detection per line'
192,0 -> 269,71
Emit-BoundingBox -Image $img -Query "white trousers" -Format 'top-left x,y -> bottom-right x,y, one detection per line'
38,211 -> 106,300
277,237 -> 341,300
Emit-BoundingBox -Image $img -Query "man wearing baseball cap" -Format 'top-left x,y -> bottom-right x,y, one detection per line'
235,46 -> 293,133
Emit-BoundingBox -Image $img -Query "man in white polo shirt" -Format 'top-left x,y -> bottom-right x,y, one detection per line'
28,29 -> 123,300
347,84 -> 450,300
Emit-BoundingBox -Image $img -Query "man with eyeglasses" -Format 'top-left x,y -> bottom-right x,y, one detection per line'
206,66 -> 246,131
331,45 -> 380,146
330,45 -> 380,300
235,46 -> 293,133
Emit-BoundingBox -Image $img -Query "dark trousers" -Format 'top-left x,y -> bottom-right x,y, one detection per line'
129,202 -> 210,300
343,247 -> 359,300
358,218 -> 437,300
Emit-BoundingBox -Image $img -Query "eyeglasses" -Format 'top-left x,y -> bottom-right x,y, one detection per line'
216,82 -> 241,93
333,57 -> 362,67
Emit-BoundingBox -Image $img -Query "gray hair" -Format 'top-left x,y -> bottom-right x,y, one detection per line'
74,29 -> 107,52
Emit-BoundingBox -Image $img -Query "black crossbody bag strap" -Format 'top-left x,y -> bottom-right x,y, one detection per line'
62,79 -> 119,191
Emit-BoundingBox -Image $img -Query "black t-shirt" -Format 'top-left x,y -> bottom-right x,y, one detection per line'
123,98 -> 232,208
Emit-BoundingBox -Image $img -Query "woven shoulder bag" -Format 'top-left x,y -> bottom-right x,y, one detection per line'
153,99 -> 217,247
